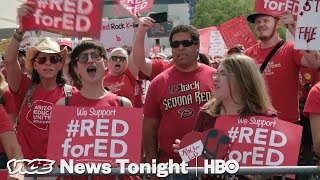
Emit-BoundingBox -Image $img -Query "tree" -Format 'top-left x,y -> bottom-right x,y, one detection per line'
192,0 -> 286,39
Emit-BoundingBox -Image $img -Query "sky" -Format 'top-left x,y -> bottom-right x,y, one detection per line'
0,1 -> 22,29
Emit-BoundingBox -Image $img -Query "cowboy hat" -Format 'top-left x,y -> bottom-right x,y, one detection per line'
25,37 -> 68,73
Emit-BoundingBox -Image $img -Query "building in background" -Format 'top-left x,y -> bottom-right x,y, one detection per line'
0,0 -> 193,56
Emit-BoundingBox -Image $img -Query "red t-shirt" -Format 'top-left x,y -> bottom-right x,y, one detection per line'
149,59 -> 174,80
144,64 -> 215,163
304,82 -> 320,116
67,91 -> 121,106
3,87 -> 17,114
245,41 -> 302,122
14,73 -> 78,159
104,69 -> 144,108
0,105 -> 14,153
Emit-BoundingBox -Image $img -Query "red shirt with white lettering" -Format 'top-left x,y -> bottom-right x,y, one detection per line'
144,64 -> 215,163
14,73 -> 78,160
245,41 -> 302,122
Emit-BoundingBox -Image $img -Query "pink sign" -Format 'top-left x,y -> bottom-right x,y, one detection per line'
20,0 -> 104,38
113,0 -> 155,16
47,106 -> 143,164
254,0 -> 299,20
218,16 -> 257,49
214,115 -> 302,166
199,26 -> 218,54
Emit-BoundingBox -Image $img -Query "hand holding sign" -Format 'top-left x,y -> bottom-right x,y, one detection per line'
280,10 -> 295,29
20,0 -> 104,38
17,1 -> 36,18
178,129 -> 230,167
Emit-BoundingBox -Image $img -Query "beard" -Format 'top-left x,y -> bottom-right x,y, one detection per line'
258,22 -> 278,41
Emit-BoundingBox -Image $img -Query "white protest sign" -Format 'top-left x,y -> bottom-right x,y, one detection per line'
100,18 -> 135,49
179,140 -> 204,162
208,30 -> 226,57
294,0 -> 320,50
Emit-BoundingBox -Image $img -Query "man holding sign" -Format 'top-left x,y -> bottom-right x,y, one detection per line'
245,10 -> 320,123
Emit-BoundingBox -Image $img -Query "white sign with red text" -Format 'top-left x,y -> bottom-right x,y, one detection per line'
100,18 -> 135,49
294,0 -> 320,50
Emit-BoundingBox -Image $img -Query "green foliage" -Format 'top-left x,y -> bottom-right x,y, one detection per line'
192,0 -> 286,39
192,0 -> 255,28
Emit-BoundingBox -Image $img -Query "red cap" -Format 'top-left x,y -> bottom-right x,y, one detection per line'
247,12 -> 279,23
56,38 -> 72,50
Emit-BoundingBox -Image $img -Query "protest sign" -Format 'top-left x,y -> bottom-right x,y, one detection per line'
20,0 -> 104,38
294,0 -> 320,50
254,0 -> 299,20
178,129 -> 230,167
208,30 -> 225,57
199,26 -> 219,55
113,0 -> 155,16
100,18 -> 136,49
218,16 -> 257,49
47,106 -> 143,164
214,115 -> 302,166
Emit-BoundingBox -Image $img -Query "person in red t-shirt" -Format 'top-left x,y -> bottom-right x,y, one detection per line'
173,54 -> 276,180
132,14 -> 213,81
104,47 -> 141,107
245,10 -> 320,167
57,40 -> 132,108
56,40 -> 136,180
3,3 -> 79,164
304,82 -> 320,157
138,23 -> 215,176
245,11 -> 320,123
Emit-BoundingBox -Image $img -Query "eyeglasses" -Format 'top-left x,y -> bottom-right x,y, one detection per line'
76,51 -> 103,64
110,56 -> 127,62
36,56 -> 61,64
170,39 -> 195,48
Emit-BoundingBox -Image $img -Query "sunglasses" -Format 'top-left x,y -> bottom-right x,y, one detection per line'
110,56 -> 127,62
170,39 -> 196,48
76,51 -> 103,64
36,56 -> 61,64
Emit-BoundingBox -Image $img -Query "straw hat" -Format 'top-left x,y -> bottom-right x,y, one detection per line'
25,37 -> 68,73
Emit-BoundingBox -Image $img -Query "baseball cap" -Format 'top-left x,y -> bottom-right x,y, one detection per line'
56,38 -> 72,50
247,12 -> 278,23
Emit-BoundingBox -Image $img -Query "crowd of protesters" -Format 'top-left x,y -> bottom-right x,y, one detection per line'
0,1 -> 319,180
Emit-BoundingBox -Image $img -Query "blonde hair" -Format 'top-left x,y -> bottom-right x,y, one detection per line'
206,54 -> 273,117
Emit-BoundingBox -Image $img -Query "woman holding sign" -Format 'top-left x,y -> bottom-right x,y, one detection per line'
3,3 -> 78,168
173,54 -> 276,180
56,40 -> 137,180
